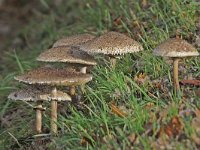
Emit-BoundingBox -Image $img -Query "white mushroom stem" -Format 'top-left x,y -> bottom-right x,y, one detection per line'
110,57 -> 117,68
80,67 -> 87,74
70,85 -> 76,96
51,87 -> 58,134
35,101 -> 43,134
80,67 -> 87,93
173,58 -> 181,92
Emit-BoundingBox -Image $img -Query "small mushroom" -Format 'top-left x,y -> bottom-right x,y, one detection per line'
52,33 -> 95,48
8,86 -> 71,134
36,46 -> 97,73
79,31 -> 143,68
153,38 -> 199,92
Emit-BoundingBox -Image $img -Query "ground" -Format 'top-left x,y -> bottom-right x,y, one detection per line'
0,0 -> 200,149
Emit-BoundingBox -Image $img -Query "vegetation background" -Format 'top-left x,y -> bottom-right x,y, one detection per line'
0,0 -> 199,149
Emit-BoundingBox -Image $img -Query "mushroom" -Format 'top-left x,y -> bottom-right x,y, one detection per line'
79,31 -> 143,68
36,46 -> 96,96
8,86 -> 71,134
14,67 -> 92,134
36,46 -> 97,74
53,33 -> 95,48
153,38 -> 199,92
14,67 -> 93,86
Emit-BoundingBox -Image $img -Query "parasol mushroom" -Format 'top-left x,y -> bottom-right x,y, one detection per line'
36,46 -> 97,74
153,38 -> 199,92
53,33 -> 95,48
79,31 -> 143,68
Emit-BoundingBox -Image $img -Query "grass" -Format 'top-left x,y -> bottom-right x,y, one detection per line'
0,0 -> 199,149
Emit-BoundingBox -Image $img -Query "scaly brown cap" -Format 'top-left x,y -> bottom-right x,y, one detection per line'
14,67 -> 93,86
8,86 -> 72,102
153,38 -> 199,57
79,31 -> 143,55
36,46 -> 97,65
53,33 -> 95,48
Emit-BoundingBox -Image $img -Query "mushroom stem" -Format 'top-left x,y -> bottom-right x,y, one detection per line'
110,57 -> 117,68
173,58 -> 180,92
80,67 -> 87,93
70,86 -> 76,96
80,67 -> 87,74
35,101 -> 43,134
51,88 -> 58,134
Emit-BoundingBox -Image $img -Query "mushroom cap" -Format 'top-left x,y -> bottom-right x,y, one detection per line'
153,38 -> 199,57
8,86 -> 72,102
14,67 -> 93,86
36,46 -> 97,66
79,31 -> 143,55
53,33 -> 95,48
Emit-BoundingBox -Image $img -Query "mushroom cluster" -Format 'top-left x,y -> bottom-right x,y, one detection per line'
8,32 -> 143,136
8,31 -> 199,137
8,33 -> 97,135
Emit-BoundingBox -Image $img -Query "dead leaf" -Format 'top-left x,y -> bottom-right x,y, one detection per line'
109,102 -> 127,118
80,133 -> 96,146
144,102 -> 155,110
134,72 -> 149,85
113,16 -> 122,26
180,79 -> 200,87
158,116 -> 183,138
81,136 -> 92,146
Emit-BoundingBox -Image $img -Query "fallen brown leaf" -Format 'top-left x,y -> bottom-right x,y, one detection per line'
134,72 -> 149,85
180,79 -> 200,87
113,16 -> 122,26
109,102 -> 127,118
158,116 -> 183,138
144,102 -> 155,110
81,136 -> 92,146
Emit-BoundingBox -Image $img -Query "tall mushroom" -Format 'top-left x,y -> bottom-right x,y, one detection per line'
153,38 -> 199,92
36,46 -> 97,74
14,67 -> 93,134
79,31 -> 143,68
52,33 -> 95,48
8,86 -> 71,134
